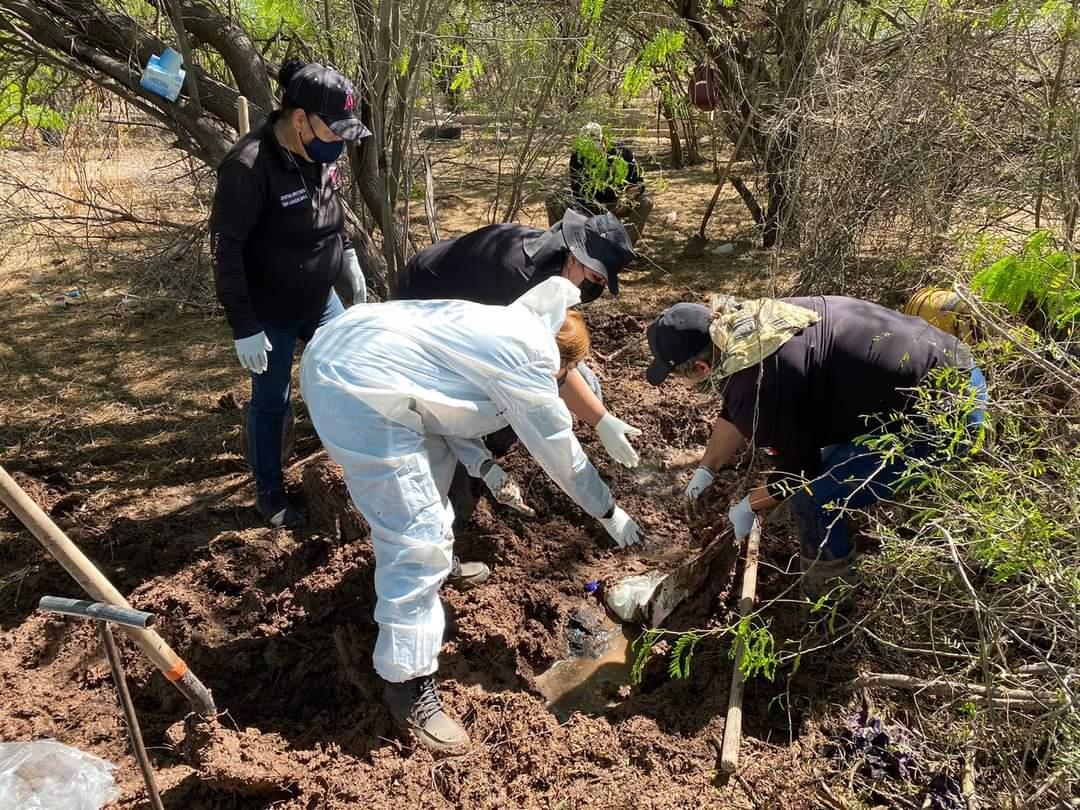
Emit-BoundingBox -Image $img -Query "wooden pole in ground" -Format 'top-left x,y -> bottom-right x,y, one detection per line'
100,622 -> 166,810
237,95 -> 250,137
0,466 -> 217,717
721,517 -> 761,774
693,115 -> 754,241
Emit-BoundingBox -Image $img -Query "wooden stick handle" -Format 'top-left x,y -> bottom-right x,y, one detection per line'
237,95 -> 250,137
0,465 -> 216,716
721,518 -> 762,774
697,115 -> 755,238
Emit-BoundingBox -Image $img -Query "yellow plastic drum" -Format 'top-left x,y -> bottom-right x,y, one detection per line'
904,288 -> 976,343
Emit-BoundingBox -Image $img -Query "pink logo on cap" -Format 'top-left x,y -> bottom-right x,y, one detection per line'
344,89 -> 354,111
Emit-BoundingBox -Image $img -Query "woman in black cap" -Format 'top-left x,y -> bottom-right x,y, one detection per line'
210,59 -> 371,528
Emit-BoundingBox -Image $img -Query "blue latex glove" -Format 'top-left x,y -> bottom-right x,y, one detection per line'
684,466 -> 715,501
728,495 -> 755,540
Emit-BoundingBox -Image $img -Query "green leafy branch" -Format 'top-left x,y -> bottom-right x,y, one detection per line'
622,28 -> 687,102
572,133 -> 630,201
969,230 -> 1080,330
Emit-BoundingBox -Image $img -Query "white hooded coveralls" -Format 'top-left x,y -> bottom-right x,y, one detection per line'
299,278 -> 614,682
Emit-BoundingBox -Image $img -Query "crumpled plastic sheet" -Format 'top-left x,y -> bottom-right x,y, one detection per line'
605,571 -> 667,623
0,739 -> 119,810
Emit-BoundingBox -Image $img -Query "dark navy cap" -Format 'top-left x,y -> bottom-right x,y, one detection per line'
645,303 -> 712,385
561,210 -> 635,296
286,63 -> 371,142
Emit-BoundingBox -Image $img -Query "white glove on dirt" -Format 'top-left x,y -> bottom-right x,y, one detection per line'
599,506 -> 643,548
341,247 -> 367,304
595,413 -> 641,468
728,495 -> 755,540
235,332 -> 272,374
481,462 -> 535,517
684,466 -> 715,502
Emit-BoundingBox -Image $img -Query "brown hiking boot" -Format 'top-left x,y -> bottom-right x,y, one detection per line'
383,676 -> 469,752
799,547 -> 858,603
445,556 -> 490,590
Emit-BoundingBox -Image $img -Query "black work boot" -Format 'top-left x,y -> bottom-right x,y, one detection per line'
445,556 -> 490,590
255,490 -> 302,529
383,676 -> 469,752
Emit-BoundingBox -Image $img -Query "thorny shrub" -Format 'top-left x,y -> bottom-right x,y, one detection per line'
853,289 -> 1079,805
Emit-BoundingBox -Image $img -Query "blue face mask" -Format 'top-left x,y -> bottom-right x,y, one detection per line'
301,114 -> 344,163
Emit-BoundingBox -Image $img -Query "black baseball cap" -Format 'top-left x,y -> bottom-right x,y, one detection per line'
561,210 -> 635,296
286,63 -> 371,142
645,303 -> 712,385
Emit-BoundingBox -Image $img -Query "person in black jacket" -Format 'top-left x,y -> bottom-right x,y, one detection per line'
394,210 -> 643,470
210,59 -> 370,528
545,122 -> 653,246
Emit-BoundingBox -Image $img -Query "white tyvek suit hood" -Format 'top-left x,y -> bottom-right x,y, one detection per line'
511,276 -> 581,334
300,277 -> 613,520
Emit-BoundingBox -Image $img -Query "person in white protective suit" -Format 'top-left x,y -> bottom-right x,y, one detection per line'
299,277 -> 643,752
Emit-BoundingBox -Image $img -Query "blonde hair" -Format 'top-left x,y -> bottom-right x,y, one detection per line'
556,310 -> 590,368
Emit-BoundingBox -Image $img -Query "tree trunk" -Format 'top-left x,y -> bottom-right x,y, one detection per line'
661,98 -> 684,169
1,0 -> 263,147
1,0 -> 387,299
672,0 -> 812,249
155,0 -> 276,119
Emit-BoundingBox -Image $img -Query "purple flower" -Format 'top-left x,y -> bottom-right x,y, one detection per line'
584,580 -> 601,593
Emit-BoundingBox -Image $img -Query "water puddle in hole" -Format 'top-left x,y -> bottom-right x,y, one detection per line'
534,620 -> 639,721
534,450 -> 705,720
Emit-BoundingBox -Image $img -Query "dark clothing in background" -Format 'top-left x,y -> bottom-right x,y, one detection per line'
393,223 -> 566,304
569,143 -> 644,212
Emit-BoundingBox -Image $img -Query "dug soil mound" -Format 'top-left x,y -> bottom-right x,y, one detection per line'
0,306 -> 822,808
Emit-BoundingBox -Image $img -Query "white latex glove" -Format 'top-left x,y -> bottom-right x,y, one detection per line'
235,331 -> 272,374
728,495 -> 755,540
595,413 -> 642,468
341,247 -> 367,304
684,466 -> 715,502
599,506 -> 643,548
481,462 -> 536,517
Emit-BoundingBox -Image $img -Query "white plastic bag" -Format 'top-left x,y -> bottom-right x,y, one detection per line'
0,739 -> 119,810
605,571 -> 667,623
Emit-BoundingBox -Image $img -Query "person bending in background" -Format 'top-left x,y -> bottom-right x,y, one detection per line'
546,122 -> 654,247
210,59 -> 369,528
395,209 -> 642,471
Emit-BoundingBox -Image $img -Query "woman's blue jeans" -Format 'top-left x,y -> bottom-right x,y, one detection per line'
791,367 -> 987,560
248,291 -> 344,496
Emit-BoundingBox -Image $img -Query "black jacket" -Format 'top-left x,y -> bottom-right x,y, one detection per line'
718,296 -> 968,488
210,112 -> 350,338
569,143 -> 644,212
394,222 -> 566,304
